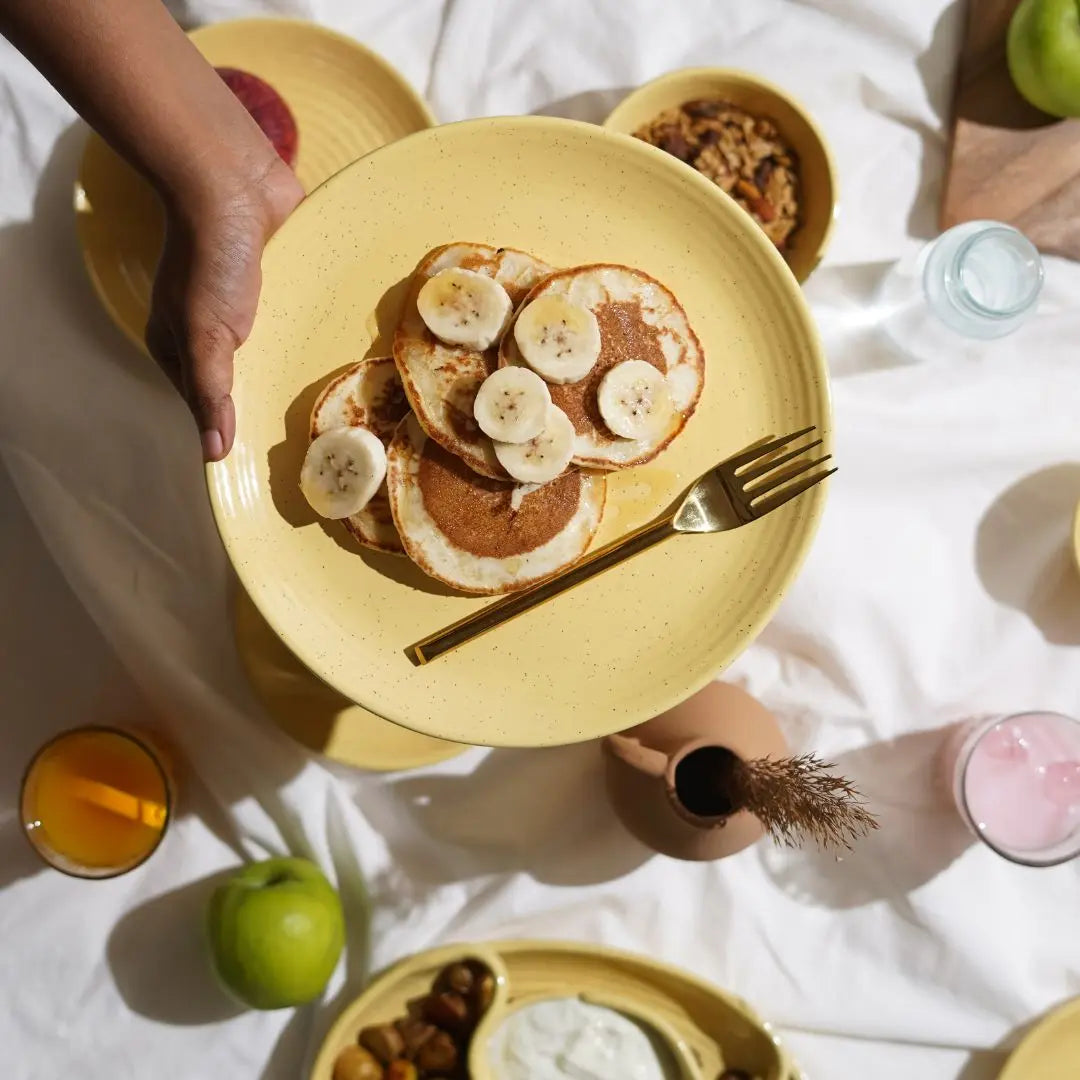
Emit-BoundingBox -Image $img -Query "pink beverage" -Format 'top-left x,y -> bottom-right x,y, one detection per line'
947,712 -> 1080,866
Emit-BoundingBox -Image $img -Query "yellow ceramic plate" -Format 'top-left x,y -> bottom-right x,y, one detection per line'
604,67 -> 838,283
75,17 -> 435,349
233,588 -> 466,771
208,116 -> 830,747
310,940 -> 798,1080
999,997 -> 1080,1080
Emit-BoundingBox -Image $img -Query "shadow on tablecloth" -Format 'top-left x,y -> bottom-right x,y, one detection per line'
758,726 -> 973,909
976,464 -> 1080,647
354,742 -> 650,909
0,118 -> 311,812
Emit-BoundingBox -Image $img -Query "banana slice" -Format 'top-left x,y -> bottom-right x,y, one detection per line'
300,427 -> 387,519
473,367 -> 552,444
513,295 -> 602,384
493,405 -> 576,484
597,359 -> 674,440
416,267 -> 513,350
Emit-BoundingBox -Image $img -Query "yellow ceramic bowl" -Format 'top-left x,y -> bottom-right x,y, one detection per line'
76,17 -> 435,350
604,67 -> 838,283
206,116 -> 831,747
310,940 -> 799,1080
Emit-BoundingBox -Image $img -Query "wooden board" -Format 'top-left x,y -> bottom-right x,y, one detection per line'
941,0 -> 1080,260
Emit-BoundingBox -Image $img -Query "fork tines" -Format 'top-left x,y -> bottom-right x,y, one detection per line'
726,426 -> 835,519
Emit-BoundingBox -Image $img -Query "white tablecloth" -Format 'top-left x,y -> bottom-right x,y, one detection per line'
2,1 -> 1078,1077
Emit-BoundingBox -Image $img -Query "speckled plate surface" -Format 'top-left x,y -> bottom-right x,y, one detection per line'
207,116 -> 830,747
999,997 -> 1080,1080
310,940 -> 799,1080
75,17 -> 435,349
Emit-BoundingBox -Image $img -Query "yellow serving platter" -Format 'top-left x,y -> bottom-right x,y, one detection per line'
999,997 -> 1080,1080
207,116 -> 830,747
75,17 -> 435,349
311,940 -> 798,1080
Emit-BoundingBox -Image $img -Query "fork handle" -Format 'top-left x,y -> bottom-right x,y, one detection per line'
411,517 -> 678,664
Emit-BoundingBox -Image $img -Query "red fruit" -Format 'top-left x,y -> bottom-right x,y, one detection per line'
216,67 -> 298,168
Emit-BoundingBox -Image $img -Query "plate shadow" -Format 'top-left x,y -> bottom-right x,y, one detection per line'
759,727 -> 974,910
353,743 -> 650,914
975,464 -> 1080,646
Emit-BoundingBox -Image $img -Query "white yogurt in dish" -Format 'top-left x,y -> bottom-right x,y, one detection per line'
491,996 -> 677,1080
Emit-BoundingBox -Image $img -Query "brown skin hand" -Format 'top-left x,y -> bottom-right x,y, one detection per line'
1,0 -> 304,460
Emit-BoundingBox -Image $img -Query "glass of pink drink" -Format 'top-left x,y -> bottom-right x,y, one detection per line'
947,712 -> 1080,866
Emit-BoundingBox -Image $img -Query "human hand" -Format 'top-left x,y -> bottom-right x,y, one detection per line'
145,155 -> 303,461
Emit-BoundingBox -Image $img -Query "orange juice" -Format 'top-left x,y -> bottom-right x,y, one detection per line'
21,727 -> 171,877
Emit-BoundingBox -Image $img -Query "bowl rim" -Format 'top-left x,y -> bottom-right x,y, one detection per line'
603,65 -> 839,283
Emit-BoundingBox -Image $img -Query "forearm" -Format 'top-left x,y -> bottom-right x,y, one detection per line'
1,0 -> 279,210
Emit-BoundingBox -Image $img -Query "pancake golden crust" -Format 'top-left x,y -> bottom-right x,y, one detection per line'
393,242 -> 555,480
309,357 -> 409,554
386,415 -> 606,595
500,264 -> 704,469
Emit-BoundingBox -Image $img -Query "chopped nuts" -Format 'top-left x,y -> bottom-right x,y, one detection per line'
416,1030 -> 458,1074
358,1024 -> 406,1065
347,959 -> 496,1080
419,991 -> 469,1031
331,1045 -> 382,1080
634,98 -> 801,254
471,971 -> 497,1016
394,1018 -> 437,1059
434,962 -> 474,997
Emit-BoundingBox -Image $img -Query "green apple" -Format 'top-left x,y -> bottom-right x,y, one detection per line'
207,857 -> 345,1010
1008,0 -> 1080,117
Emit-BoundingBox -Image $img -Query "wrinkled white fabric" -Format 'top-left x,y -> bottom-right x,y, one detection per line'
1,1 -> 1078,1078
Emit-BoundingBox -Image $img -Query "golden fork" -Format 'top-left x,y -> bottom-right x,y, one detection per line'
410,426 -> 834,664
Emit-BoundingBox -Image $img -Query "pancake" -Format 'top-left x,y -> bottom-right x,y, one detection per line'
394,242 -> 555,480
309,357 -> 410,554
387,415 -> 607,595
500,264 -> 704,469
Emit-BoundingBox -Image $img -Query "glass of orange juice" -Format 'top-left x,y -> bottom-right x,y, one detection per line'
21,726 -> 172,878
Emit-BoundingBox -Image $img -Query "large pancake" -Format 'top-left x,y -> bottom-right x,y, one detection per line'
387,415 -> 606,595
309,357 -> 410,554
393,242 -> 555,480
500,264 -> 704,469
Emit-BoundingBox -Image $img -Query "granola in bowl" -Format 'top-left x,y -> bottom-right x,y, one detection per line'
634,99 -> 801,254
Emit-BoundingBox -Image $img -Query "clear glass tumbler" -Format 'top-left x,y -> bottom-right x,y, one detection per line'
878,221 -> 1044,359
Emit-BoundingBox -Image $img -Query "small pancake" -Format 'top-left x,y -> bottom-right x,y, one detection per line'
309,357 -> 410,554
387,415 -> 607,595
500,264 -> 704,469
394,242 -> 555,480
